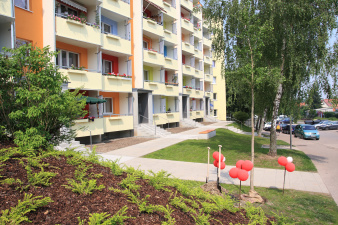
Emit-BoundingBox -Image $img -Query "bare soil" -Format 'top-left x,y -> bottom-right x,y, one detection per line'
166,127 -> 195,134
200,122 -> 216,126
0,143 -> 275,224
89,137 -> 155,153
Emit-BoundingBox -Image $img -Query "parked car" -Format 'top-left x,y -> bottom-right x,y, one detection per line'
327,121 -> 338,130
294,124 -> 320,140
318,120 -> 333,130
304,119 -> 321,125
314,120 -> 328,129
264,122 -> 271,131
282,125 -> 296,134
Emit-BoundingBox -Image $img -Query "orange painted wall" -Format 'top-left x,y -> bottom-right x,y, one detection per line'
56,41 -> 88,69
99,92 -> 120,115
15,0 -> 43,48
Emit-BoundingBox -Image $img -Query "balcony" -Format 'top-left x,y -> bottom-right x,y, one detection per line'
104,115 -> 133,133
143,17 -> 164,37
101,33 -> 131,55
203,37 -> 212,47
163,1 -> 176,19
194,69 -> 203,79
144,81 -> 166,95
56,16 -> 101,46
205,91 -> 212,97
101,0 -> 130,18
182,42 -> 195,55
164,57 -> 178,70
0,0 -> 13,18
205,74 -> 213,83
204,55 -> 212,65
181,18 -> 194,33
194,48 -> 203,59
60,69 -> 102,90
148,0 -> 164,8
193,27 -> 202,39
193,7 -> 202,19
191,89 -> 203,98
190,110 -> 204,119
181,0 -> 193,11
73,118 -> 104,137
182,65 -> 195,76
143,49 -> 165,66
153,112 -> 179,125
102,74 -> 132,93
165,83 -> 179,96
164,29 -> 177,45
183,87 -> 193,95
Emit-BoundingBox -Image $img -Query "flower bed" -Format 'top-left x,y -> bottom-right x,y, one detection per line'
105,73 -> 132,78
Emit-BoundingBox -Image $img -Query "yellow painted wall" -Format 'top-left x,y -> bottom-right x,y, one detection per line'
212,59 -> 227,120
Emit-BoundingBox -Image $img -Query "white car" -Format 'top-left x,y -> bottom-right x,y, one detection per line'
264,122 -> 271,131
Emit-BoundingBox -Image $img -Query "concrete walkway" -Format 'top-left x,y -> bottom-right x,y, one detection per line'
98,121 -> 329,194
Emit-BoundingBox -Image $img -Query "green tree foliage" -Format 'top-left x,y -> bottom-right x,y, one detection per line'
0,44 -> 86,149
306,83 -> 322,110
233,111 -> 250,124
202,0 -> 338,156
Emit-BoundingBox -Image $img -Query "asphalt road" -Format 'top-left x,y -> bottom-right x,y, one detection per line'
276,128 -> 338,205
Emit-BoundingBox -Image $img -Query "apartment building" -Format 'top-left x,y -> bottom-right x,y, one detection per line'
0,0 -> 226,143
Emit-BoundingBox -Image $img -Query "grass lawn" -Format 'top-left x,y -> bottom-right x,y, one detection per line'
144,128 -> 317,171
180,180 -> 338,225
227,122 -> 252,132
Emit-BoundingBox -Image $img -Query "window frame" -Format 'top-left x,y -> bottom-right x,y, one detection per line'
144,70 -> 149,81
213,93 -> 217,100
103,60 -> 113,74
58,3 -> 78,17
103,98 -> 113,113
214,109 -> 218,117
102,22 -> 111,34
56,49 -> 80,69
143,41 -> 148,50
15,0 -> 29,10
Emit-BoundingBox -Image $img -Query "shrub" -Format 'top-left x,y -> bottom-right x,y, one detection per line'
233,111 -> 250,123
0,44 -> 86,150
324,112 -> 336,118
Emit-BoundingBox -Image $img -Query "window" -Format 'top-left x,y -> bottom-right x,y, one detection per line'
56,49 -> 80,69
212,76 -> 216,84
15,0 -> 29,10
16,39 -> 31,47
212,60 -> 216,68
213,93 -> 217,100
143,41 -> 148,50
144,70 -> 149,81
103,98 -> 113,113
103,60 -> 112,74
60,4 -> 78,16
102,23 -> 111,33
214,109 -> 217,117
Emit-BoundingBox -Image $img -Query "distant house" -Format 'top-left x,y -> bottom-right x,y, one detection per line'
315,99 -> 338,113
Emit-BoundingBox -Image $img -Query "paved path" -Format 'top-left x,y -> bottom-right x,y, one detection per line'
98,121 -> 329,195
275,130 -> 338,205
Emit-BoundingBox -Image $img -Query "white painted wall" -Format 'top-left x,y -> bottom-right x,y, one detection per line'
43,0 -> 55,51
0,23 -> 12,51
119,92 -> 129,115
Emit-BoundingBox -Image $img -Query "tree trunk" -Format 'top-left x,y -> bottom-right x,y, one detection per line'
256,116 -> 261,131
257,108 -> 267,137
269,37 -> 286,157
251,84 -> 255,191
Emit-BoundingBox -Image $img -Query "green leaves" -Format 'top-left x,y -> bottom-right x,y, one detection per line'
0,44 -> 86,149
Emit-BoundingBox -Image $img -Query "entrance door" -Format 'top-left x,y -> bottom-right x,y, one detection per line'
183,96 -> 188,118
205,98 -> 209,115
138,93 -> 148,123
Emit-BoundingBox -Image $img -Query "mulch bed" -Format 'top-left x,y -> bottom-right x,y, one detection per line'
0,143 -> 274,224
91,137 -> 155,153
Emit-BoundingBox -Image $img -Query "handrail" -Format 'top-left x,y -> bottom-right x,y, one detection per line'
139,114 -> 157,136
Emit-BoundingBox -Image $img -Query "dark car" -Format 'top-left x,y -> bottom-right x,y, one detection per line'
304,119 -> 321,125
282,125 -> 296,134
294,124 -> 320,140
327,121 -> 338,130
318,121 -> 333,130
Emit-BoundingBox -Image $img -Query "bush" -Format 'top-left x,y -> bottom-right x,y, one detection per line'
233,111 -> 250,123
324,112 -> 336,118
0,45 -> 86,150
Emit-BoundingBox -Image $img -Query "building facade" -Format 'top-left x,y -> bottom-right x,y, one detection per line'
0,0 -> 226,143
